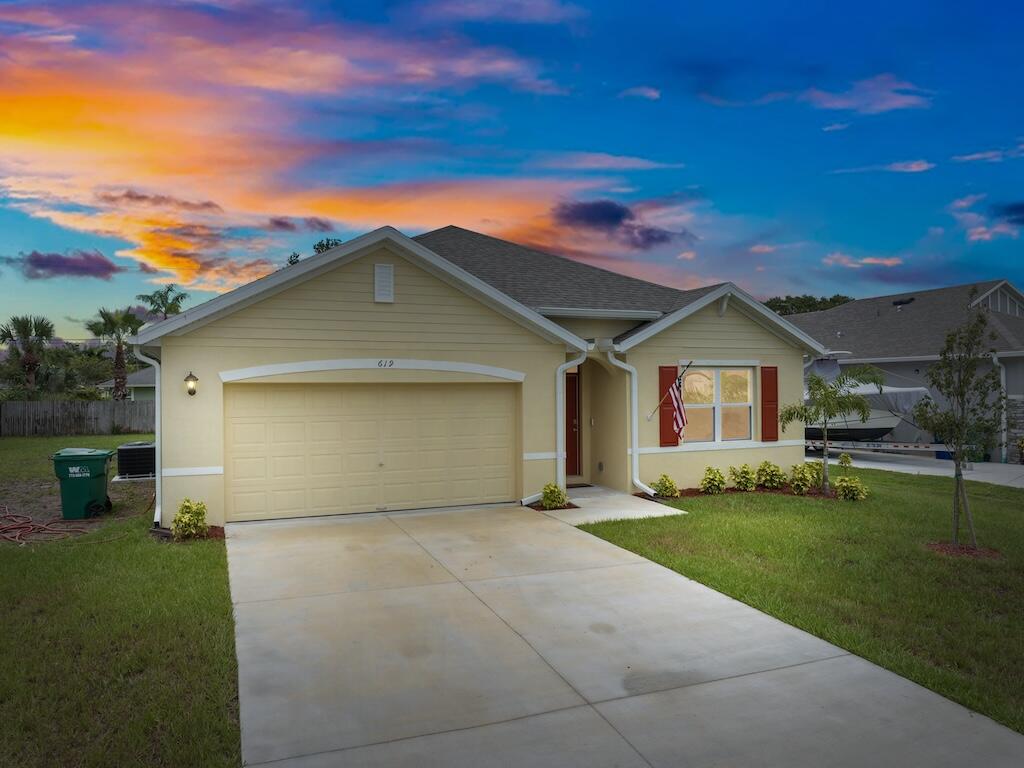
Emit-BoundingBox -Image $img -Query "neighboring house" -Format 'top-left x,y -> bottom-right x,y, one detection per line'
788,280 -> 1024,462
131,226 -> 825,528
98,366 -> 156,400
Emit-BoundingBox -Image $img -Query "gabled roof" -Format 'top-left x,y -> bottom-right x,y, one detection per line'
131,227 -> 588,351
614,282 -> 827,355
414,225 -> 722,315
98,366 -> 155,389
787,280 -> 1024,360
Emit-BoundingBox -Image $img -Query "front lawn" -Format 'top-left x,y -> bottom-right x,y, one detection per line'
0,435 -> 240,767
582,467 -> 1024,734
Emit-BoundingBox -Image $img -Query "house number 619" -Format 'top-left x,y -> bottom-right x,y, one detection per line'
377,359 -> 395,368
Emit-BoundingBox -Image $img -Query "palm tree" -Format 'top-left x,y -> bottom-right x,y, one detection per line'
85,308 -> 145,400
779,365 -> 884,494
136,284 -> 190,320
0,315 -> 55,392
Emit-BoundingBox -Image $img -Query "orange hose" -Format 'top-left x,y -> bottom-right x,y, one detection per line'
0,506 -> 91,545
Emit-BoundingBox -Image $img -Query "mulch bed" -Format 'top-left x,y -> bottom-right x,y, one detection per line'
528,501 -> 580,511
637,486 -> 838,501
926,541 -> 1002,559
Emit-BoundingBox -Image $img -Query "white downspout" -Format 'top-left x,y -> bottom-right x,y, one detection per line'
992,352 -> 1008,463
555,349 -> 588,488
133,345 -> 162,527
605,349 -> 656,496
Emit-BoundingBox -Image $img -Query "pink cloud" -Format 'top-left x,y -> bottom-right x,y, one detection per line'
822,122 -> 849,132
749,243 -> 776,254
950,193 -> 986,210
885,160 -> 934,173
419,0 -> 585,24
676,250 -> 696,260
535,152 -> 683,170
951,141 -> 1024,163
832,159 -> 935,174
618,86 -> 661,100
822,252 -> 902,269
801,74 -> 931,114
0,249 -> 126,280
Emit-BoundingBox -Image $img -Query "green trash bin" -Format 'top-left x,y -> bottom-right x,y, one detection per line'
52,448 -> 115,520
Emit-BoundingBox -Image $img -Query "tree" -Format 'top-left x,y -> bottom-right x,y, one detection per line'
0,315 -> 54,393
913,308 -> 1006,548
136,284 -> 190,320
312,238 -> 342,254
765,294 -> 853,315
287,251 -> 301,266
85,308 -> 145,401
779,365 -> 884,494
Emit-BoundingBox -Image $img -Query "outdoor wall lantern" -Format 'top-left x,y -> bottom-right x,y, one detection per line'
184,372 -> 199,396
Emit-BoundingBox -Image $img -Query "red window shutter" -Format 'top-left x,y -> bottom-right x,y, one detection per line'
659,366 -> 678,446
761,366 -> 779,442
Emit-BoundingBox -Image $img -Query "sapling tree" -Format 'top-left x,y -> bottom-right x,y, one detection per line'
913,308 -> 1006,548
779,365 -> 884,494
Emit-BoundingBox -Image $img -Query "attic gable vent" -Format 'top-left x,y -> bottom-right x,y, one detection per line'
374,263 -> 394,303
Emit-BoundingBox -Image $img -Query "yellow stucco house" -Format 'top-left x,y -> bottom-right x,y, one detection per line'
131,226 -> 826,528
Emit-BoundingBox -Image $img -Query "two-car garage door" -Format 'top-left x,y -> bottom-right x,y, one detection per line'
225,383 -> 517,522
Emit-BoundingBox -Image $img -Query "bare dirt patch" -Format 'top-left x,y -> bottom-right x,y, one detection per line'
926,541 -> 1002,559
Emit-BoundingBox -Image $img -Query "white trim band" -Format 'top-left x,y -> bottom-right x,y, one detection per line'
219,358 -> 527,383
631,439 -> 804,454
162,466 -> 224,477
681,359 -> 760,367
524,451 -> 561,460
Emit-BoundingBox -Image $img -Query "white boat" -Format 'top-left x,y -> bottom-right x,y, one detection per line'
805,409 -> 902,441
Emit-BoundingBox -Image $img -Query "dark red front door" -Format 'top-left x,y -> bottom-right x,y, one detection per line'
566,371 -> 580,476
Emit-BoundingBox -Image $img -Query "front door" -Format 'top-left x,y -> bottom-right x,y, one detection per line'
565,371 -> 580,476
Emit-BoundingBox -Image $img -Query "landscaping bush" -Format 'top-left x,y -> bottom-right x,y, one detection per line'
651,474 -> 678,498
755,460 -> 786,489
728,464 -> 756,491
834,476 -> 868,501
838,453 -> 853,470
806,460 -> 824,488
540,482 -> 569,510
699,466 -> 727,494
789,464 -> 813,495
171,498 -> 209,541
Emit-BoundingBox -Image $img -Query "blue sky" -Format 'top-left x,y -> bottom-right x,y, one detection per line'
1,0 -> 1022,337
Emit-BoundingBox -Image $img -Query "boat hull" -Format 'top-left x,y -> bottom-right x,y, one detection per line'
805,410 -> 901,442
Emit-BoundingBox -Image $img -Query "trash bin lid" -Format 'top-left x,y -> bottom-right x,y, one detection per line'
52,448 -> 115,460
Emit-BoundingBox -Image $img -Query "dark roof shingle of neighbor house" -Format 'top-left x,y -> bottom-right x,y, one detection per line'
786,280 -> 1024,359
98,366 -> 155,389
414,225 -> 724,315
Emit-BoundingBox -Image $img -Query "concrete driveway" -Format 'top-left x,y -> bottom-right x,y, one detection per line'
226,499 -> 1024,767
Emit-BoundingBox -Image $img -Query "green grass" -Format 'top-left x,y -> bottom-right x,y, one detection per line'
1,433 -> 154,481
582,467 -> 1024,734
0,435 -> 240,767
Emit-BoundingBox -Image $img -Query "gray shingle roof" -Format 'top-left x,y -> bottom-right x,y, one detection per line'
413,225 -> 724,315
99,366 -> 155,389
787,280 -> 1024,358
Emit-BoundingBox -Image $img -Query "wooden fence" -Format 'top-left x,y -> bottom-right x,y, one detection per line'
0,400 -> 155,437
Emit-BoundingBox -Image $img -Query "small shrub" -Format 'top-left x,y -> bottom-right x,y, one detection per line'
699,466 -> 727,495
838,453 -> 853,470
540,482 -> 569,510
172,498 -> 209,541
728,464 -> 756,491
651,474 -> 678,498
834,476 -> 868,501
789,464 -> 813,495
806,460 -> 824,489
755,460 -> 786,490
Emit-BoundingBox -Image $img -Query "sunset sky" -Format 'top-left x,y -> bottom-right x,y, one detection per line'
1,0 -> 1022,338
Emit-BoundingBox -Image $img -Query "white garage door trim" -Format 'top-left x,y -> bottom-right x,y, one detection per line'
219,358 -> 526,383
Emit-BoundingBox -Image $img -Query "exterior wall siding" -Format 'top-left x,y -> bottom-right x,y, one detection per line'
625,302 -> 806,490
159,246 -> 567,525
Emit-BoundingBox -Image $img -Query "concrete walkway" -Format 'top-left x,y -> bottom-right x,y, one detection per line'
226,503 -> 1024,767
812,448 -> 1024,488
